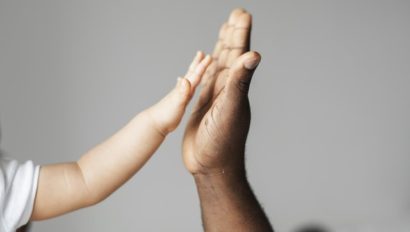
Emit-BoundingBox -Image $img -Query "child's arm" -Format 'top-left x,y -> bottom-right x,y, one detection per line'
30,52 -> 212,220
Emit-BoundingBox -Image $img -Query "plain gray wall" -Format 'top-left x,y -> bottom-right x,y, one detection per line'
1,0 -> 410,231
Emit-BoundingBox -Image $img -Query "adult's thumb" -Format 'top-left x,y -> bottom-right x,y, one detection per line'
226,51 -> 261,98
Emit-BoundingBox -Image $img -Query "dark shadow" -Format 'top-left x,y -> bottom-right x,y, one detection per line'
294,224 -> 330,232
17,223 -> 32,232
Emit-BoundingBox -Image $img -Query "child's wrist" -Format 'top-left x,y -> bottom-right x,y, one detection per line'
141,109 -> 169,138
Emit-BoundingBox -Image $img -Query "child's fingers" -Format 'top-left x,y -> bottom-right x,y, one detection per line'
186,55 -> 212,90
186,51 -> 205,77
147,55 -> 211,134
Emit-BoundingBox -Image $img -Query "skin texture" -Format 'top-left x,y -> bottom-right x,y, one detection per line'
183,9 -> 274,231
31,52 -> 211,220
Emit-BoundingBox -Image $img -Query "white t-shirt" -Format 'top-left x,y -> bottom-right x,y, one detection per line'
0,156 -> 39,232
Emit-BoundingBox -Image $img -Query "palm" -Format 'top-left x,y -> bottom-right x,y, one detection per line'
183,9 -> 253,174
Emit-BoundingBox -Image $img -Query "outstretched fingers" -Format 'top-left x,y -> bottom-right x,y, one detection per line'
193,9 -> 253,112
186,51 -> 205,77
145,52 -> 212,135
185,52 -> 212,93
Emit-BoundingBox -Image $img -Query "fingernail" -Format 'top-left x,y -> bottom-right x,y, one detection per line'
196,51 -> 203,59
244,58 -> 260,70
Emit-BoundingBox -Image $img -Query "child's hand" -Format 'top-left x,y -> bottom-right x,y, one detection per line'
31,51 -> 211,221
146,51 -> 212,136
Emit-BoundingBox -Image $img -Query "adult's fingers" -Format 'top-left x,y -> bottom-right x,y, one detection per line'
212,23 -> 229,59
202,22 -> 228,87
232,11 -> 252,49
215,10 -> 253,97
218,9 -> 245,69
226,11 -> 252,67
191,9 -> 253,115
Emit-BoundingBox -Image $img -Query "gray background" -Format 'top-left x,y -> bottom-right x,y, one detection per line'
1,0 -> 410,231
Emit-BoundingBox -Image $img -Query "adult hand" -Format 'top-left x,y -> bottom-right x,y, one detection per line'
183,8 -> 261,175
183,9 -> 273,231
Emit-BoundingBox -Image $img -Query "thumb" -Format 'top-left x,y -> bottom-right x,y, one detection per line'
147,77 -> 191,135
226,51 -> 261,98
170,77 -> 191,107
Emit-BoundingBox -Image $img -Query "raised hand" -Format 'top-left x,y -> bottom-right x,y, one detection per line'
183,9 -> 273,232
147,51 -> 211,136
183,8 -> 261,175
31,52 -> 211,220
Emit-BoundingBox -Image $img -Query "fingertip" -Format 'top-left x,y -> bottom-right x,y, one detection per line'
195,54 -> 212,73
228,8 -> 245,25
243,51 -> 261,70
237,12 -> 252,29
195,51 -> 205,62
249,51 -> 261,59
231,51 -> 261,71
187,51 -> 205,75
203,54 -> 212,64
226,51 -> 261,95
232,7 -> 246,13
197,50 -> 204,58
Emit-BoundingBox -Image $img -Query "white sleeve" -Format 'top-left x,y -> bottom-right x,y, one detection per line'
0,157 -> 40,232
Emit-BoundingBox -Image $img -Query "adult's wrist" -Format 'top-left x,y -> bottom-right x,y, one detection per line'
193,164 -> 248,188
